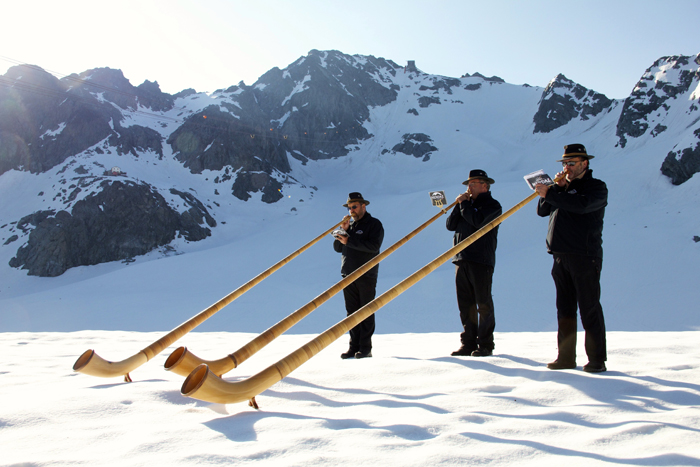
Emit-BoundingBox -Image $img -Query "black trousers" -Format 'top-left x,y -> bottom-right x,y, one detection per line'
551,253 -> 607,363
342,275 -> 377,352
455,260 -> 495,350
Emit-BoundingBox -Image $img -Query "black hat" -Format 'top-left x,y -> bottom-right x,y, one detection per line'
343,192 -> 370,207
557,143 -> 595,162
462,169 -> 495,185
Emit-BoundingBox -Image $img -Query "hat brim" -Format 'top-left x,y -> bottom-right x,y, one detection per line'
557,153 -> 594,162
343,199 -> 370,207
462,177 -> 495,185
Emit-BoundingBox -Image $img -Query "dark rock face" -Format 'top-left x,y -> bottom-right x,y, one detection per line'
419,96 -> 441,108
169,188 -> 217,232
231,172 -> 283,203
533,74 -> 613,133
616,55 -> 700,147
257,50 -> 400,162
0,65 -> 167,175
471,72 -> 505,83
651,124 -> 668,137
169,49 -> 401,201
615,54 -> 700,184
9,181 -> 214,277
136,80 -> 175,112
169,105 -> 288,174
419,77 -> 462,94
392,133 -> 438,161
110,120 -> 164,158
173,88 -> 198,99
167,104 -> 290,202
661,130 -> 700,185
461,72 -> 504,83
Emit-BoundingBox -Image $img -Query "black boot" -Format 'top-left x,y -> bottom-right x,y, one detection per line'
546,359 -> 576,370
583,361 -> 606,373
471,347 -> 493,357
549,317 -> 577,369
451,345 -> 476,356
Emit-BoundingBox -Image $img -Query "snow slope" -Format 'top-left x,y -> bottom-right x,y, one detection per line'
2,331 -> 699,466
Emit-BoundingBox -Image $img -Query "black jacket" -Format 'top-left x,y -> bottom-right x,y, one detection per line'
537,169 -> 607,258
446,191 -> 502,267
333,212 -> 384,279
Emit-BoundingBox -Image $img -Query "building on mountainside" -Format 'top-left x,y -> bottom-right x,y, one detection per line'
105,167 -> 127,177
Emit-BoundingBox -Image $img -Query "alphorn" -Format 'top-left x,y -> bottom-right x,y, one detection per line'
181,189 -> 542,405
72,220 -> 344,381
165,200 -> 459,377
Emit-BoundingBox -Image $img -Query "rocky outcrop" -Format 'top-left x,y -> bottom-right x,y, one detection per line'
418,96 -> 441,108
617,55 -> 700,147
110,120 -> 164,158
252,49 -> 400,162
231,172 -> 284,203
461,72 -> 505,83
169,105 -> 288,174
419,77 -> 462,94
136,80 -> 175,112
616,54 -> 700,184
533,74 -> 613,133
391,133 -> 438,161
173,88 -> 198,99
660,129 -> 700,185
169,188 -> 217,232
9,181 -> 214,277
167,104 -> 289,202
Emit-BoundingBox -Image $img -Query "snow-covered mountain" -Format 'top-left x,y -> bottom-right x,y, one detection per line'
0,50 -> 698,334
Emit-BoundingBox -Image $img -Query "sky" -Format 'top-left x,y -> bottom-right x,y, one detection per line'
2,0 -> 699,99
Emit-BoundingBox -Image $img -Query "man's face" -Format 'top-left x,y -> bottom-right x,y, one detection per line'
348,202 -> 366,220
467,180 -> 488,197
562,158 -> 588,179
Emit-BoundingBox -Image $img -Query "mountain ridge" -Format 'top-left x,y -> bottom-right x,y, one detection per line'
1,50 -> 699,278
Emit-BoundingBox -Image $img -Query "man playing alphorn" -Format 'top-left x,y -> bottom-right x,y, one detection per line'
535,143 -> 608,373
333,192 -> 384,360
